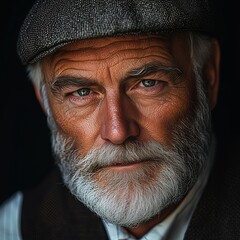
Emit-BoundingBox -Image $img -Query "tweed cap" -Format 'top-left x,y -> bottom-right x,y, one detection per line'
17,0 -> 214,65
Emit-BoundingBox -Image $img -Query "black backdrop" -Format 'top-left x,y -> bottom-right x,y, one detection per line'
1,0 -> 239,204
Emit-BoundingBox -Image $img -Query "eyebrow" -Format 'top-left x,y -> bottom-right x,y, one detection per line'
125,62 -> 182,81
50,76 -> 97,95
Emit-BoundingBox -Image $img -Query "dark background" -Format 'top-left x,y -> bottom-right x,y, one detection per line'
1,1 -> 239,204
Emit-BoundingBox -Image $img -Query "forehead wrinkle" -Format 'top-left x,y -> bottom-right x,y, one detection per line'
103,45 -> 173,65
53,46 -> 174,72
53,57 -> 92,75
55,68 -> 93,79
52,36 -> 172,63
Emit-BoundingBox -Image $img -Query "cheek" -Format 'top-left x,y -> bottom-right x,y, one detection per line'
141,91 -> 194,145
49,102 -> 101,154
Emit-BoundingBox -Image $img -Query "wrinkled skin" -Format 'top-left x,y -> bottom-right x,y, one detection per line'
35,33 -> 220,237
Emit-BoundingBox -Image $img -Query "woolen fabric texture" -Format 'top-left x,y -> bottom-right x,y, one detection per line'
17,0 -> 214,65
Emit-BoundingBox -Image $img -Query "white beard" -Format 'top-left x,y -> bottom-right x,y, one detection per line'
43,70 -> 211,227
56,140 -> 200,226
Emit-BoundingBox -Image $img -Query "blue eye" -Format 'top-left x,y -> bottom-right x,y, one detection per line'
76,88 -> 91,96
141,80 -> 157,87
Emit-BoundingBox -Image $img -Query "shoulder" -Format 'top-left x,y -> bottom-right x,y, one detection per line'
0,191 -> 23,240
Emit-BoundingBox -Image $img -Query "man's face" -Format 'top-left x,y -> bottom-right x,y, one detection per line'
40,33 -> 211,226
43,33 -> 195,151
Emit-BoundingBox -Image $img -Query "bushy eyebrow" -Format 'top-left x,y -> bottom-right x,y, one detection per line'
125,62 -> 182,81
50,76 -> 98,96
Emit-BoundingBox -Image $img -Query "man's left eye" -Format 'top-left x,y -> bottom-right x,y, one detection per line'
74,88 -> 91,96
140,80 -> 158,87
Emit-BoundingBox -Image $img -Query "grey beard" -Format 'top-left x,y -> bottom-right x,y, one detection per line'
43,69 -> 211,227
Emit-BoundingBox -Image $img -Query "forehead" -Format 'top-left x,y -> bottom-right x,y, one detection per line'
42,33 -> 191,77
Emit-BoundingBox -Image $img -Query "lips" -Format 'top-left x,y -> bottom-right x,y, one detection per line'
97,159 -> 154,172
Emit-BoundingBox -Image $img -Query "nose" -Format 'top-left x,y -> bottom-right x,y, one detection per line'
100,94 -> 140,144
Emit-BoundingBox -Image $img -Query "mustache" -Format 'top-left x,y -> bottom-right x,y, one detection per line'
72,140 -> 183,173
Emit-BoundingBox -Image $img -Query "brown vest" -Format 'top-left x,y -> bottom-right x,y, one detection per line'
21,168 -> 109,240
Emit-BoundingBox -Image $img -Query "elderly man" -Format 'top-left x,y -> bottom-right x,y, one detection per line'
0,0 -> 239,239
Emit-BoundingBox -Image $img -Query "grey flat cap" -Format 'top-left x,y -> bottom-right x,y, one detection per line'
17,0 -> 214,65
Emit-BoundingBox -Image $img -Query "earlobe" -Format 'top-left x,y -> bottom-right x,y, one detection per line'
33,84 -> 47,115
204,39 -> 221,110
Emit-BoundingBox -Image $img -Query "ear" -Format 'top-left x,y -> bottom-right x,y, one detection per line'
203,39 -> 221,110
33,84 -> 48,115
